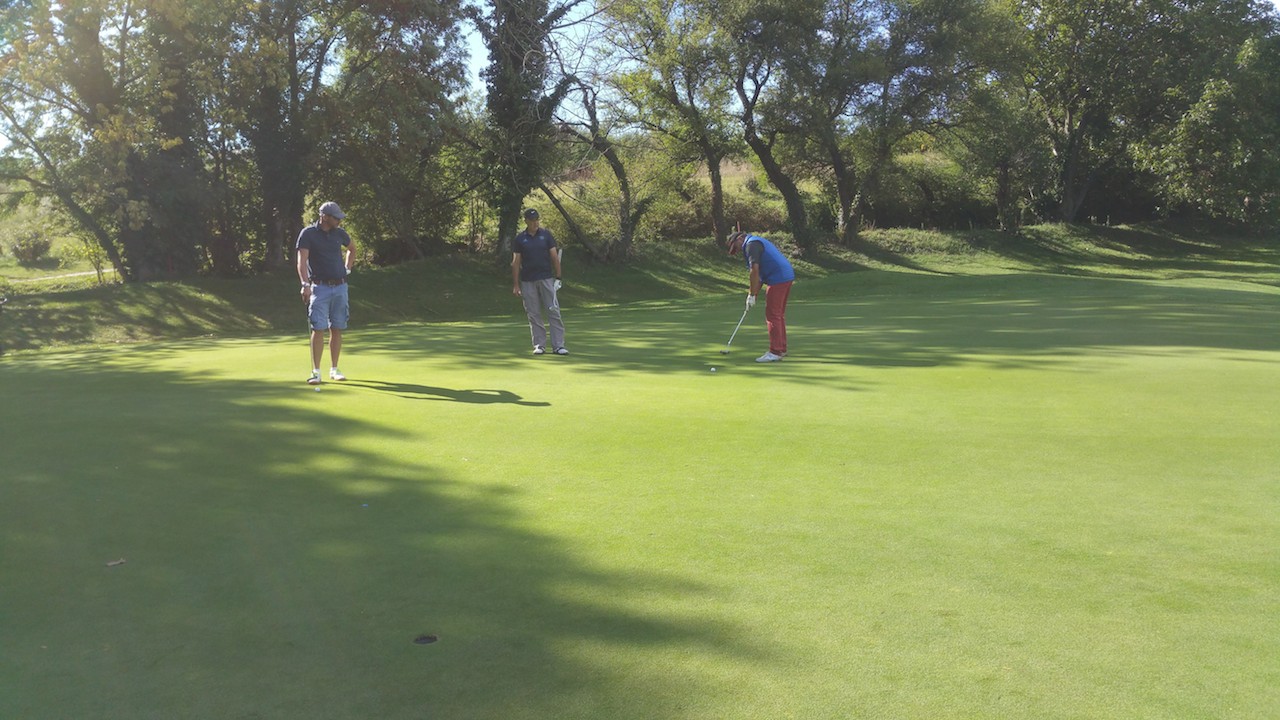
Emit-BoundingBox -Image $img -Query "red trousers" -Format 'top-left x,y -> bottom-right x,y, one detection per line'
764,281 -> 792,355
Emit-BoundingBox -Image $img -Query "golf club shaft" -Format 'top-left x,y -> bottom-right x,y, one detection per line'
725,307 -> 749,349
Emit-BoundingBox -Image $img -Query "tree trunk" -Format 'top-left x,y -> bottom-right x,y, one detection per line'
995,162 -> 1014,231
52,184 -> 129,281
1059,149 -> 1091,222
497,193 -> 522,259
598,139 -> 634,259
741,120 -> 808,252
736,62 -> 810,250
829,140 -> 858,244
704,150 -> 729,245
539,184 -> 600,258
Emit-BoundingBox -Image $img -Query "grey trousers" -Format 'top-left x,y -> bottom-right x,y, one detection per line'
520,278 -> 565,350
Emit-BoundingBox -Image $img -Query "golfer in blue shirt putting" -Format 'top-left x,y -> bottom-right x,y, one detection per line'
726,231 -> 794,362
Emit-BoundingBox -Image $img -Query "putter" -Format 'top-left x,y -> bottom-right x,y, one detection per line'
720,306 -> 749,354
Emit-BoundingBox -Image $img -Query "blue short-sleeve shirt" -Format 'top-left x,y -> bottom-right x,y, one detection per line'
296,223 -> 351,281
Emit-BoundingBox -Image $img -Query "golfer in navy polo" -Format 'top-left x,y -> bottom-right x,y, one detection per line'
296,201 -> 355,385
511,208 -> 568,355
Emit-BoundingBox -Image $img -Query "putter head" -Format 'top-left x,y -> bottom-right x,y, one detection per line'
719,349 -> 730,354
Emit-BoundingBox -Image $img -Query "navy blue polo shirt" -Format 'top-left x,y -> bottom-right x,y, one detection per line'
296,223 -> 351,281
513,228 -> 557,282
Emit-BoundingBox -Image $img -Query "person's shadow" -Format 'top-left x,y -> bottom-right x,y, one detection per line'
346,379 -> 551,407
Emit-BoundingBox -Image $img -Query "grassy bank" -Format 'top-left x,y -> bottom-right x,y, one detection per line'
0,221 -> 1275,354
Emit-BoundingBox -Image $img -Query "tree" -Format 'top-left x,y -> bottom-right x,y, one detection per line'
1015,0 -> 1268,223
559,79 -> 648,259
608,0 -> 743,246
764,0 -> 878,243
944,79 -> 1054,230
226,1 -> 344,270
838,0 -> 1010,230
471,0 -> 585,255
1139,32 -> 1280,225
312,0 -> 470,262
0,0 -> 228,281
721,0 -> 821,251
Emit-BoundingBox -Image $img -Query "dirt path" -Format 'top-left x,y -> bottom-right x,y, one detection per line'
6,268 -> 116,283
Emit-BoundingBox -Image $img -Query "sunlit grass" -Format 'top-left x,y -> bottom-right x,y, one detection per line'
2,266 -> 1277,718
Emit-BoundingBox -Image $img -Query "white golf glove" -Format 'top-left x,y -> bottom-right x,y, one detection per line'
554,279 -> 562,291
745,294 -> 756,310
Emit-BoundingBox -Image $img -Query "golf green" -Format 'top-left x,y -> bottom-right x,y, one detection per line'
2,271 -> 1277,719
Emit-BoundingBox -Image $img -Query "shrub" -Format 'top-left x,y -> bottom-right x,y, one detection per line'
724,193 -> 787,234
871,151 -> 994,230
10,232 -> 52,265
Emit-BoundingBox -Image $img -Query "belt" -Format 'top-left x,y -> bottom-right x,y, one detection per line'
312,277 -> 346,286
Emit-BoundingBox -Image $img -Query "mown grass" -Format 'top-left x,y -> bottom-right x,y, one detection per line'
1,235 -> 1277,718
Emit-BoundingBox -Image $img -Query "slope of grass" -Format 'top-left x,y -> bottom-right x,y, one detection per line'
1,221 -> 1275,354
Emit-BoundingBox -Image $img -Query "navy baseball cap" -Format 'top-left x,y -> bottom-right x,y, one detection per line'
319,201 -> 345,219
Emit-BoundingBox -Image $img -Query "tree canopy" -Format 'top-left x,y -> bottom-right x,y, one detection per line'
1,0 -> 1276,280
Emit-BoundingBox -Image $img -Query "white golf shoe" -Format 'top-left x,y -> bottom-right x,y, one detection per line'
755,351 -> 783,363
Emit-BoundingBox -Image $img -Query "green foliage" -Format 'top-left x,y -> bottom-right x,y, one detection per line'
313,3 -> 470,264
869,148 -> 992,230
636,178 -> 708,242
9,231 -> 52,265
605,0 -> 745,243
60,238 -> 111,284
472,0 -> 579,251
0,0 -> 470,280
0,0 -> 1275,278
723,192 -> 789,235
545,132 -> 699,253
943,80 -> 1056,230
1018,0 -> 1271,223
1135,35 -> 1280,227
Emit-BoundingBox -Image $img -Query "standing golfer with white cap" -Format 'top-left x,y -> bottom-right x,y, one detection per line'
296,201 -> 355,384
726,230 -> 794,362
511,208 -> 568,355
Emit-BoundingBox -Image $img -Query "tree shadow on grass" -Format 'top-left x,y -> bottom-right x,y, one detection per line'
988,226 -> 1280,285
0,359 -> 767,720
0,283 -> 275,353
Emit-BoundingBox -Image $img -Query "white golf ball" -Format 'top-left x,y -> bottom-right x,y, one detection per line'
710,367 -> 716,372
314,386 -> 322,392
